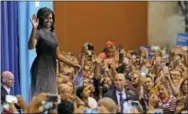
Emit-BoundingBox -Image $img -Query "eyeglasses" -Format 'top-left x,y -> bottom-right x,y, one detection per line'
171,73 -> 181,76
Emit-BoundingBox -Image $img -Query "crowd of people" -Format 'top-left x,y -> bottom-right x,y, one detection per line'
1,41 -> 188,114
56,41 -> 188,114
1,7 -> 188,114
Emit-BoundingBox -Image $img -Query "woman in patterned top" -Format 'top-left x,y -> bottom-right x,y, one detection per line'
157,85 -> 177,114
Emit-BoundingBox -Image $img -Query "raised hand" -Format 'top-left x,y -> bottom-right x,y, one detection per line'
30,14 -> 39,29
74,64 -> 82,71
16,95 -> 28,112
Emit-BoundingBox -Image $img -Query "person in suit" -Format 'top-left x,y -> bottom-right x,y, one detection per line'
103,73 -> 138,113
1,71 -> 14,102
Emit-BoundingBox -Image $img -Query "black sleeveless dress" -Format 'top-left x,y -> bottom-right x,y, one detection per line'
31,29 -> 57,96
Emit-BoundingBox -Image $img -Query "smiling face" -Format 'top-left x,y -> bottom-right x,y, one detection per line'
82,87 -> 91,98
157,85 -> 168,99
181,79 -> 188,94
37,7 -> 55,31
131,73 -> 140,85
43,13 -> 53,29
170,70 -> 181,82
145,77 -> 154,91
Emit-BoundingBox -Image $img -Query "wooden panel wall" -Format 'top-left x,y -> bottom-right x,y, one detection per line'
54,1 -> 148,53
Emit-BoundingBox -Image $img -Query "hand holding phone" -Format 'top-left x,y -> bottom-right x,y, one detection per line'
163,66 -> 169,74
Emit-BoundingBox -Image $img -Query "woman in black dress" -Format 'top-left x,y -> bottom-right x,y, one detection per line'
28,7 -> 80,97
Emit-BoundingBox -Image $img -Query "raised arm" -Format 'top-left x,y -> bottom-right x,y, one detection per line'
165,73 -> 180,96
28,14 -> 39,50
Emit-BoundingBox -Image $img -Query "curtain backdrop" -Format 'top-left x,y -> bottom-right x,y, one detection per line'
1,1 -> 20,95
18,1 -> 53,103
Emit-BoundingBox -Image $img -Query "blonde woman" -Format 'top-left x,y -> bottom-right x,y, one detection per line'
157,85 -> 177,114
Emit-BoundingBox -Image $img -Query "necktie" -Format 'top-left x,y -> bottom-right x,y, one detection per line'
119,92 -> 124,114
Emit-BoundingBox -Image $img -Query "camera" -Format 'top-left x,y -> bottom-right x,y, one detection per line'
1,95 -> 18,113
46,94 -> 60,103
5,95 -> 18,104
39,94 -> 60,112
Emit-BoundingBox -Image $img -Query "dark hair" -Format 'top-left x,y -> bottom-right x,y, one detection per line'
146,75 -> 153,81
76,85 -> 86,99
37,7 -> 55,32
180,78 -> 188,94
87,44 -> 94,51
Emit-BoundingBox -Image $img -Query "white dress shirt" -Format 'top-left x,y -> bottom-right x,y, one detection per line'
116,89 -> 126,105
3,85 -> 11,94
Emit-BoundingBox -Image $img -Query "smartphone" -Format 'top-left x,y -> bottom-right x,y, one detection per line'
84,108 -> 98,114
131,101 -> 143,113
123,100 -> 133,113
5,95 -> 18,104
46,94 -> 60,104
123,100 -> 143,113
163,66 -> 169,74
140,66 -> 148,77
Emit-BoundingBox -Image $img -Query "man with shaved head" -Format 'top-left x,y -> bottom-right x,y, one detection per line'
1,71 -> 15,101
103,73 -> 138,113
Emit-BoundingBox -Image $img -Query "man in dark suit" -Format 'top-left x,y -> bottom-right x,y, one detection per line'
1,71 -> 14,102
103,73 -> 138,113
